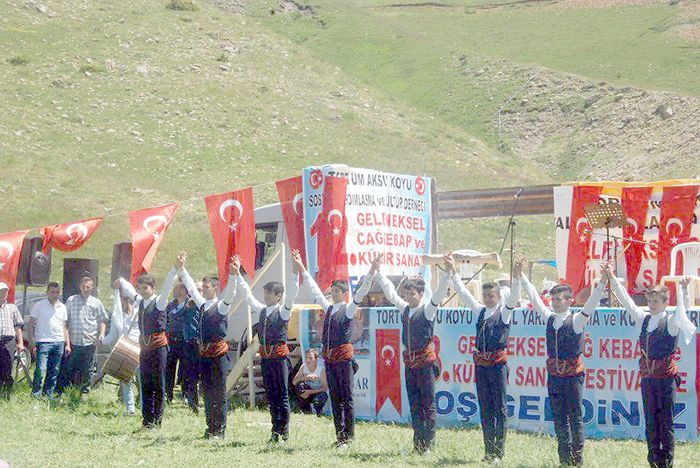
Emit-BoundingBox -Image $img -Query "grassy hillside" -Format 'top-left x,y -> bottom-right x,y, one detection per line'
0,0 -> 552,300
244,0 -> 700,180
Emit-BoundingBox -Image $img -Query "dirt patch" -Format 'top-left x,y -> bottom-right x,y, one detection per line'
377,0 -> 555,10
452,56 -> 700,180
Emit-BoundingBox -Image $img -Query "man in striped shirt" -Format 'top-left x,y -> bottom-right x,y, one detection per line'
0,282 -> 24,400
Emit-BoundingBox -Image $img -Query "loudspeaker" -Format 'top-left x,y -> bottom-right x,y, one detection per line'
16,236 -> 52,286
111,242 -> 132,284
63,258 -> 99,302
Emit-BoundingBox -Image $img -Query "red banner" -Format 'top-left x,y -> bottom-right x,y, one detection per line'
128,203 -> 180,283
0,230 -> 30,302
621,187 -> 652,295
276,176 -> 306,265
310,176 -> 348,291
564,186 -> 603,293
375,329 -> 402,415
656,185 -> 698,296
204,188 -> 256,287
39,217 -> 103,253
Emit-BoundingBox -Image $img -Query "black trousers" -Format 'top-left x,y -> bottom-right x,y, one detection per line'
56,344 -> 96,394
326,360 -> 355,442
200,353 -> 229,437
548,374 -> 584,467
165,338 -> 186,402
476,363 -> 508,459
261,357 -> 291,438
406,363 -> 437,451
0,337 -> 16,400
141,346 -> 167,427
183,339 -> 201,412
642,377 -> 676,468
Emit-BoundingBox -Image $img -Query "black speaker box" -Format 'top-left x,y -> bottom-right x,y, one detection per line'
111,242 -> 132,284
17,236 -> 52,286
63,258 -> 99,302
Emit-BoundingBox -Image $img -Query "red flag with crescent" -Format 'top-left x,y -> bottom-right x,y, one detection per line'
621,187 -> 652,294
564,186 -> 603,294
128,203 -> 180,283
39,217 -> 103,254
375,329 -> 402,415
276,176 -> 307,266
310,176 -> 348,291
656,185 -> 698,292
204,188 -> 256,288
0,230 -> 30,303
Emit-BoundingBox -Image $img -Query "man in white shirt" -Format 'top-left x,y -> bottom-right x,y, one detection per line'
292,250 -> 374,448
28,282 -> 70,399
371,253 -> 449,454
445,255 -> 520,463
516,254 -> 605,468
604,263 -> 695,468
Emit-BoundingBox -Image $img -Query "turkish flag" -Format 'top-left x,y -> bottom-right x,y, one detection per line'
276,176 -> 307,265
564,186 -> 603,294
375,329 -> 402,415
0,230 -> 30,302
39,217 -> 103,254
204,188 -> 256,288
310,176 -> 348,291
656,185 -> 698,291
128,203 -> 180,283
621,187 -> 652,294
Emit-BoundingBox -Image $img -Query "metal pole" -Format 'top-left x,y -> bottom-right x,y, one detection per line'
247,304 -> 254,409
497,68 -> 543,152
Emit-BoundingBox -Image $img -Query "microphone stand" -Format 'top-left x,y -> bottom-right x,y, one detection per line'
498,187 -> 524,285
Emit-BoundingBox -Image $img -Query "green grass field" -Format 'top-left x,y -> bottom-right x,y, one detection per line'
2,378 -> 698,468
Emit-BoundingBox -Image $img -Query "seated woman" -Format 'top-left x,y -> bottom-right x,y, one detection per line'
293,348 -> 328,416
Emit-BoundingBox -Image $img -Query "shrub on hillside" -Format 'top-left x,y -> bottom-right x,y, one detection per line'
166,0 -> 199,11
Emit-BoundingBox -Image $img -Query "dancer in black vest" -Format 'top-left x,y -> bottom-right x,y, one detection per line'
605,264 -> 695,468
233,253 -> 300,443
114,257 -> 180,429
178,251 -> 238,439
516,254 -> 605,467
165,282 -> 188,404
445,254 -> 520,462
292,250 -> 373,447
182,280 -> 203,413
371,253 -> 449,454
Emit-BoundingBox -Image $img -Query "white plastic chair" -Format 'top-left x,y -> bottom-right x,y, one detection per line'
660,242 -> 700,306
454,249 -> 484,302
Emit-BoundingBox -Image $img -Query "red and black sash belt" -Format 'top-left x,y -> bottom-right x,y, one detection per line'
142,331 -> 168,349
199,339 -> 229,357
324,343 -> 354,362
639,355 -> 678,379
474,349 -> 508,367
546,355 -> 584,377
403,343 -> 437,369
260,342 -> 290,359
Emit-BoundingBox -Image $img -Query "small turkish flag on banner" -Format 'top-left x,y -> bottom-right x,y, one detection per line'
656,185 -> 698,294
564,186 -> 603,294
310,176 -> 348,291
204,188 -> 256,288
128,203 -> 180,283
0,230 -> 30,302
276,176 -> 307,266
39,217 -> 103,254
621,187 -> 653,295
375,329 -> 402,415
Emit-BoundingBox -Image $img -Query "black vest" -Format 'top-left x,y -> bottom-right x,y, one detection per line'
402,305 -> 434,354
322,304 -> 352,349
476,307 -> 510,353
259,306 -> 288,347
166,300 -> 186,340
641,314 -> 678,360
140,298 -> 166,335
199,302 -> 227,343
546,314 -> 583,358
